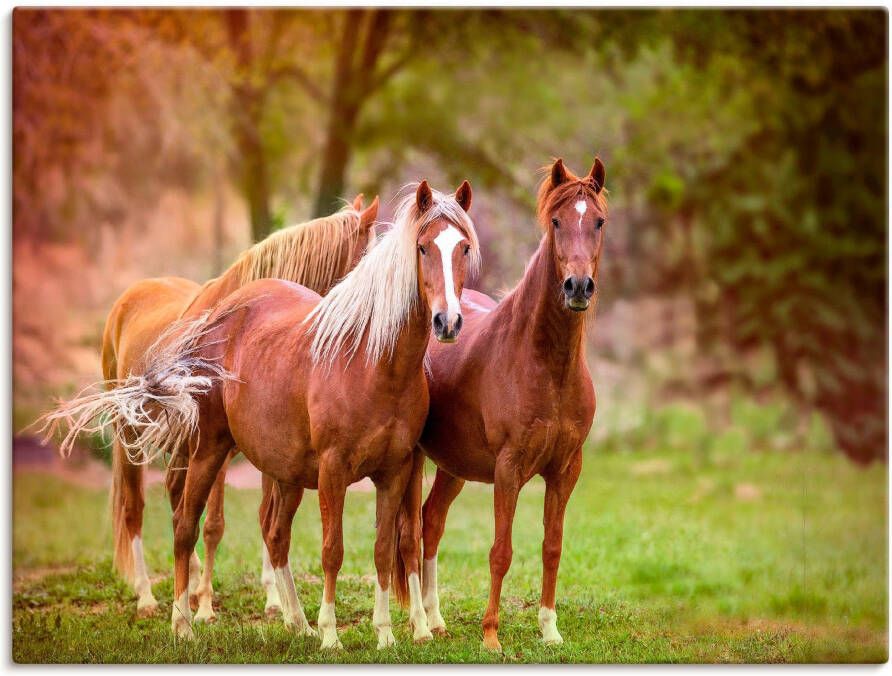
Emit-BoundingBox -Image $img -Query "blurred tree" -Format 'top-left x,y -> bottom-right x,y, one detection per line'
654,11 -> 888,462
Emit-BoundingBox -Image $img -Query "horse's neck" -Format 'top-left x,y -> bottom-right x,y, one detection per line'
377,298 -> 431,382
506,237 -> 587,373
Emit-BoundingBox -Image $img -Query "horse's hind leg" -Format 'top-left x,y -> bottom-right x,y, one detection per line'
258,474 -> 313,636
258,473 -> 282,618
170,431 -> 231,639
261,539 -> 282,618
165,446 -> 202,609
193,451 -> 233,623
420,467 -> 465,635
372,459 -> 431,649
110,431 -> 158,616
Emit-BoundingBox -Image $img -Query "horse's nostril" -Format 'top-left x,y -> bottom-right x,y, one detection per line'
584,277 -> 595,298
433,313 -> 446,334
453,315 -> 463,334
563,278 -> 575,294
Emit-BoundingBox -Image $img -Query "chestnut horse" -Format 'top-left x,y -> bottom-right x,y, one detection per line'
72,181 -> 479,648
402,157 -> 607,651
97,196 -> 377,618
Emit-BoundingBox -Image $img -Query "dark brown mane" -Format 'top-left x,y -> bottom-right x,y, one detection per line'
536,165 -> 608,231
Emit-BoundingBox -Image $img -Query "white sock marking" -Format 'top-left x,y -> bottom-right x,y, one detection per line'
171,589 -> 193,638
131,536 -> 157,611
373,580 -> 395,648
433,226 -> 465,325
422,556 -> 445,631
539,606 -> 563,644
273,564 -> 311,634
318,597 -> 342,649
408,571 -> 433,640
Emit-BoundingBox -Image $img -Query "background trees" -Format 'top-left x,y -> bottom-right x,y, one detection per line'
12,9 -> 887,462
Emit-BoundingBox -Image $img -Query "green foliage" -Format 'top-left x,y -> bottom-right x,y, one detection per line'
12,445 -> 887,663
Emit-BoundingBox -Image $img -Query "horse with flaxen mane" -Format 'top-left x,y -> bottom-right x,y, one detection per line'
397,157 -> 608,652
48,181 -> 480,650
40,195 -> 378,621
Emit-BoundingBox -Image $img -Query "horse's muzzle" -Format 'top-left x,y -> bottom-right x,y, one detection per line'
562,275 -> 596,312
433,311 -> 462,343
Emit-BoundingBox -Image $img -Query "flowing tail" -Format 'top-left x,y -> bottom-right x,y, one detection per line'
392,448 -> 425,608
33,310 -> 234,466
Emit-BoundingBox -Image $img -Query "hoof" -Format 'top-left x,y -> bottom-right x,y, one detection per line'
299,624 -> 318,638
265,604 -> 282,620
543,634 -> 564,646
136,601 -> 159,618
193,608 -> 217,624
173,622 -> 195,641
320,634 -> 343,650
482,634 -> 502,653
376,628 -> 396,650
430,625 -> 448,637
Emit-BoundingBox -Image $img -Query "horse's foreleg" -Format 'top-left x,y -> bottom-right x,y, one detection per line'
539,450 -> 582,645
193,452 -> 232,623
170,434 -> 230,640
317,457 -> 348,650
420,468 -> 465,635
481,458 -> 522,652
259,477 -> 313,636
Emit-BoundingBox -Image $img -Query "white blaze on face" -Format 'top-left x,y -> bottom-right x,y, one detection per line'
433,226 -> 465,324
575,199 -> 587,233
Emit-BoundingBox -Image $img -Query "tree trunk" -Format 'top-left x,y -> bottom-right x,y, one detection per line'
226,9 -> 273,241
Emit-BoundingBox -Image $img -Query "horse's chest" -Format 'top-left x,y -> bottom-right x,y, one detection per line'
497,377 -> 593,475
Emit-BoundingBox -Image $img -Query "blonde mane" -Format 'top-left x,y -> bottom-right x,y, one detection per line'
306,185 -> 480,367
229,206 -> 364,292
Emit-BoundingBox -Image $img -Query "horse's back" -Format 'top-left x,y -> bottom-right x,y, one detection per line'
102,276 -> 199,380
461,288 -> 498,312
211,278 -> 321,321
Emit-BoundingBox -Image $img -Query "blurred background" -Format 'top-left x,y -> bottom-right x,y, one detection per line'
13,8 -> 887,465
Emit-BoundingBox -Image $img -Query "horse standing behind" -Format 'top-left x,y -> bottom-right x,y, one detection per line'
50,181 -> 480,649
402,157 -> 608,651
57,195 -> 378,620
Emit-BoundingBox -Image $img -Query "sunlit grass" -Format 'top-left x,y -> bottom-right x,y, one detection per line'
12,445 -> 887,663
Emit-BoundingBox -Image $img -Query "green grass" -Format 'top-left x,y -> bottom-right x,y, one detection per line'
12,446 -> 888,663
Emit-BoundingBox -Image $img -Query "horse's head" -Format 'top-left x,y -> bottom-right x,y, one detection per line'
538,157 -> 608,312
347,193 -> 379,269
414,180 -> 476,343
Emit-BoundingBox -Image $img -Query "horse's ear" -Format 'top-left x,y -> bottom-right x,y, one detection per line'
455,180 -> 472,212
416,180 -> 433,213
359,195 -> 379,229
551,158 -> 568,188
588,157 -> 606,194
352,193 -> 364,211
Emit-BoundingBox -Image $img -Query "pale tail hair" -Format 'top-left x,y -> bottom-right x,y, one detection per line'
33,311 -> 235,465
305,184 -> 480,367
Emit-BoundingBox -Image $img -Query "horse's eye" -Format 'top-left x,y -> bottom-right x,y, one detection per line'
463,244 -> 470,256
551,217 -> 560,229
419,245 -> 427,255
595,217 -> 604,230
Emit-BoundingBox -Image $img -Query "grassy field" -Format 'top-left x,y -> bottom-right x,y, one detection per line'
12,445 -> 888,663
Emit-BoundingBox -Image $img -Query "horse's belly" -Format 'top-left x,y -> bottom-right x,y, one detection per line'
420,428 -> 496,483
